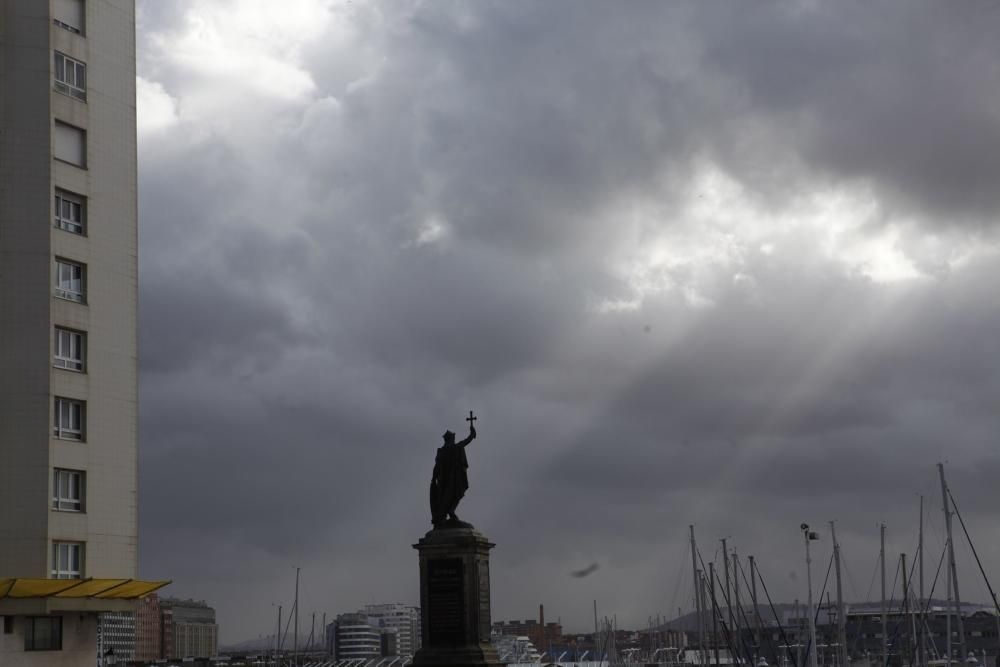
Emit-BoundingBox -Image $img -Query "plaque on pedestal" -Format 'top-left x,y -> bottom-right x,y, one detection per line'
412,524 -> 502,667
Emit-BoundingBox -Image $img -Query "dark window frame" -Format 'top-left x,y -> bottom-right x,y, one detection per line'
54,257 -> 87,304
53,51 -> 87,101
53,396 -> 86,441
54,188 -> 87,235
24,616 -> 62,651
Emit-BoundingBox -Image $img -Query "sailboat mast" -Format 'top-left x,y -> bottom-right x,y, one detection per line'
881,523 -> 888,667
593,600 -> 598,665
733,551 -> 742,649
939,463 -> 968,661
919,496 -> 926,667
701,572 -> 711,666
722,538 -> 734,635
710,563 -> 721,667
294,567 -> 300,666
691,526 -> 706,665
902,553 -> 911,667
830,521 -> 848,667
946,553 -> 953,666
795,599 -> 802,667
750,555 -> 761,663
907,552 -> 919,667
609,614 -> 619,665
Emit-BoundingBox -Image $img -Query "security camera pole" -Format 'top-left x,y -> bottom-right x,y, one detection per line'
802,524 -> 820,667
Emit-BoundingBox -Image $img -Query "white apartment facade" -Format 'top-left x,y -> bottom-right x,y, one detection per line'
365,603 -> 422,657
328,613 -> 383,660
0,0 -> 145,664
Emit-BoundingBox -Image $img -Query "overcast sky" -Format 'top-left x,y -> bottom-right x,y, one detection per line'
135,0 -> 1000,644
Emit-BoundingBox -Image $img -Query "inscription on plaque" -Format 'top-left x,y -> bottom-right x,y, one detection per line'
478,559 -> 491,639
428,558 -> 465,645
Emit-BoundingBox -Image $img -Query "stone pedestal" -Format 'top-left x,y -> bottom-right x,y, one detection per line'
411,524 -> 502,667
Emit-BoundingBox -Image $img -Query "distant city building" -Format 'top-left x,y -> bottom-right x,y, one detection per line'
637,627 -> 688,656
90,594 -> 174,663
135,594 -> 163,661
381,626 -> 399,657
494,604 -> 562,651
492,634 -> 543,663
671,599 -> 1000,664
161,597 -> 219,659
365,603 -> 422,656
98,611 -> 136,663
329,612 -> 382,660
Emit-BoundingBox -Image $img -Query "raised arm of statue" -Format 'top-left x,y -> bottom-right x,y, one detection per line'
458,426 -> 476,447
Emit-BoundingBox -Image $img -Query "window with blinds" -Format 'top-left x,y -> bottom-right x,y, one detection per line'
53,0 -> 85,34
54,122 -> 86,167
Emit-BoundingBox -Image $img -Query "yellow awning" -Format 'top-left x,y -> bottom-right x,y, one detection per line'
54,579 -> 130,598
0,578 -> 169,600
93,580 -> 169,599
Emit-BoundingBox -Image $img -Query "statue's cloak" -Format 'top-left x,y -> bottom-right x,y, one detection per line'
430,443 -> 468,522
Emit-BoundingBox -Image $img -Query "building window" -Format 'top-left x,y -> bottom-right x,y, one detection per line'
53,0 -> 85,34
54,52 -> 86,101
53,397 -> 85,441
54,189 -> 86,234
54,259 -> 85,303
25,616 -> 63,651
51,542 -> 83,580
53,121 -> 86,167
54,327 -> 85,371
52,469 -> 84,512
3,616 -> 12,634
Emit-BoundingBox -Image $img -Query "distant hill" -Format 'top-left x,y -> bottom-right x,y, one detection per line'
658,598 -> 988,633
658,604 -> 795,633
221,635 -> 314,654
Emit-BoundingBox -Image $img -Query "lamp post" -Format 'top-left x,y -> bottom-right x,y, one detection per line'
801,524 -> 820,667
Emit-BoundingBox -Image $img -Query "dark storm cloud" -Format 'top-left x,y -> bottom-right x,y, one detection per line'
136,0 -> 1000,641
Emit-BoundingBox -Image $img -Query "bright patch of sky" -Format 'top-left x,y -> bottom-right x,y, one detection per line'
597,164 -> 991,314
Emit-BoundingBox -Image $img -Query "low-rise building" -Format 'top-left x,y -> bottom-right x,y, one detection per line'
98,611 -> 136,663
493,605 -> 562,652
492,634 -> 543,663
329,612 -> 382,660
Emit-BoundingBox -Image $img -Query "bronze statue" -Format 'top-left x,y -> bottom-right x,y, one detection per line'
430,411 -> 478,527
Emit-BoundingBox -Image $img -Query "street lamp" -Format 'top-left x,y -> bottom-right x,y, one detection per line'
801,524 -> 820,667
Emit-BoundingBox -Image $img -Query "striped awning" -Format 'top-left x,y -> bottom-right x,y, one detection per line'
0,578 -> 169,600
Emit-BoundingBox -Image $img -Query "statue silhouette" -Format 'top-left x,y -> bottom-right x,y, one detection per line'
430,413 -> 477,527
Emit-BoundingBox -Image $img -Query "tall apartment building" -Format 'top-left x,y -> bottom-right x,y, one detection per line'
160,598 -> 219,660
0,0 -> 157,664
134,593 -> 162,662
